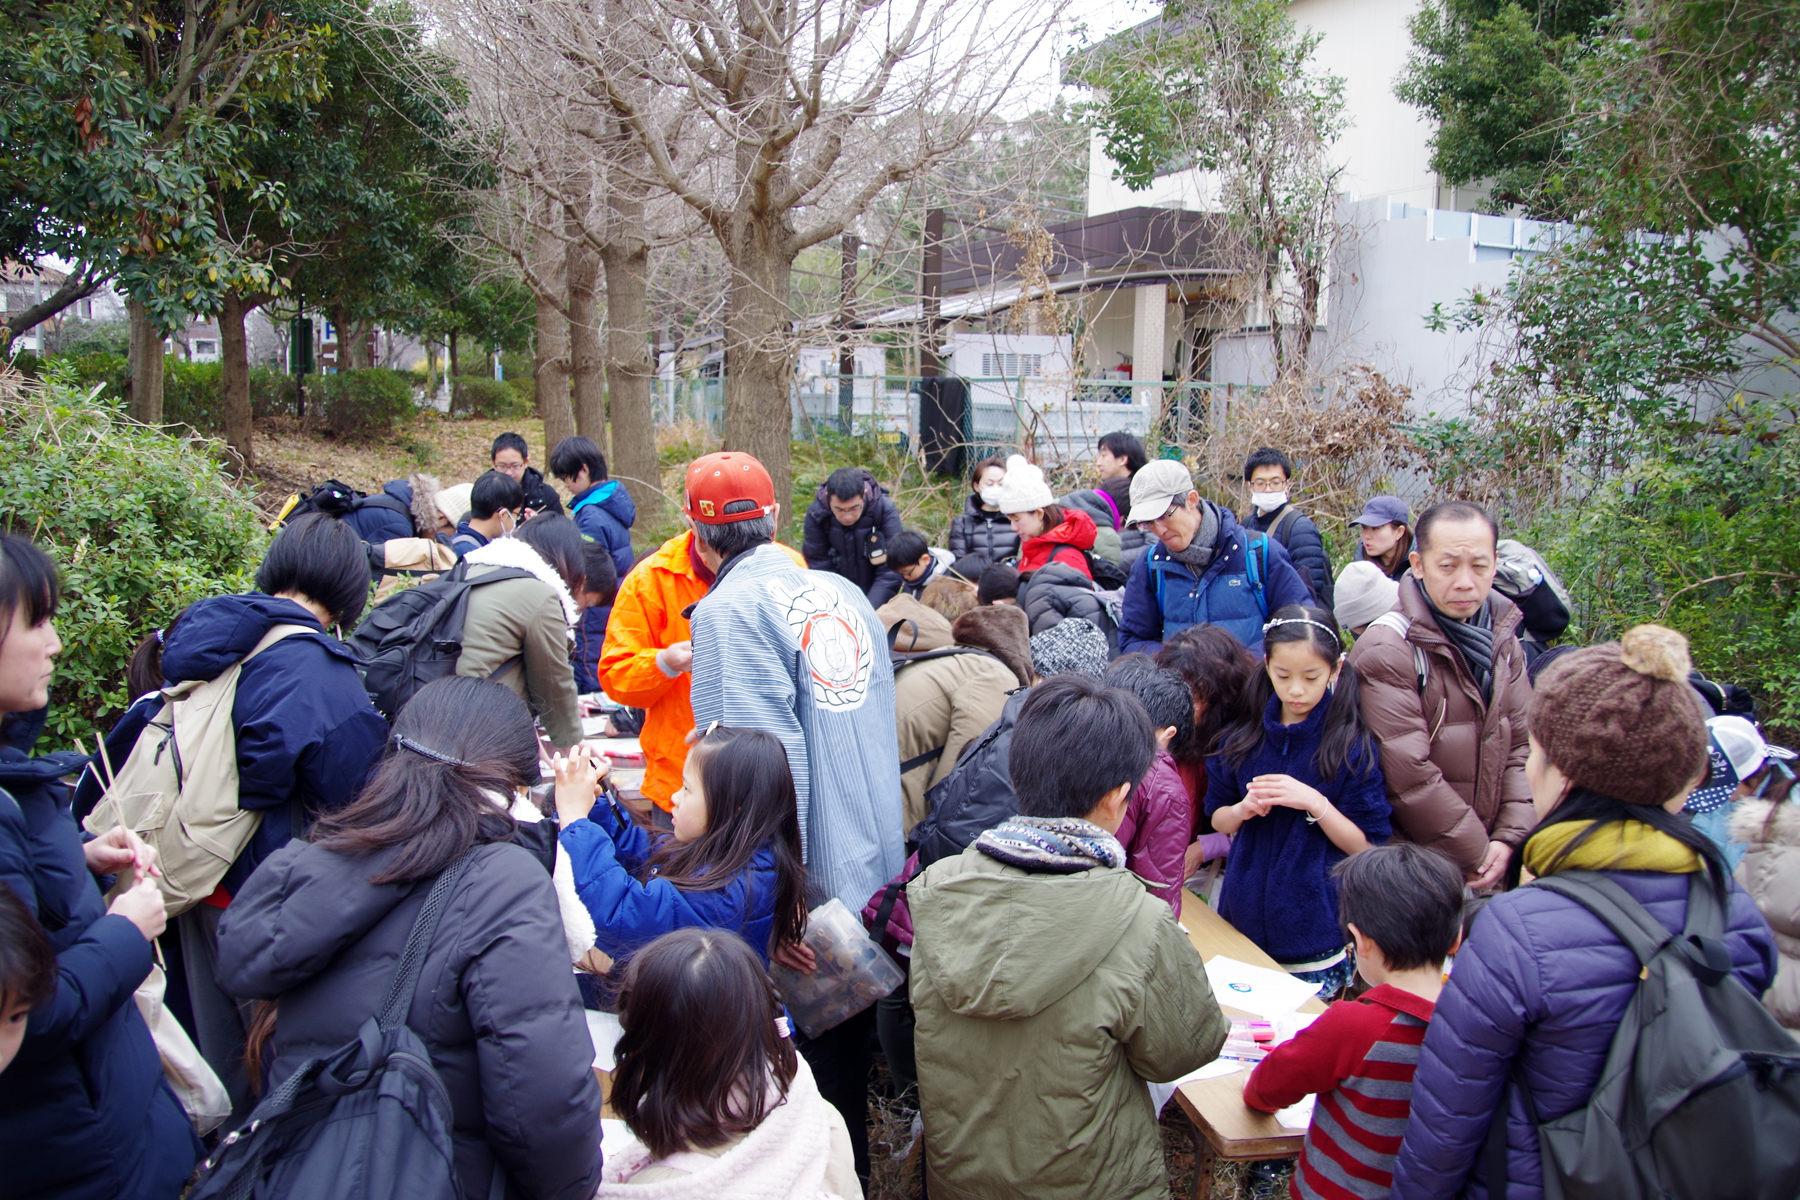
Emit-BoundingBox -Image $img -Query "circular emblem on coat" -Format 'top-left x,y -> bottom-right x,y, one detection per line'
774,579 -> 875,711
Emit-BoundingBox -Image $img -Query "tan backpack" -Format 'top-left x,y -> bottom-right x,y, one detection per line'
83,624 -> 312,916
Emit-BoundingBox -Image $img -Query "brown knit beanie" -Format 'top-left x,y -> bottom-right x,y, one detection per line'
1527,624 -> 1710,806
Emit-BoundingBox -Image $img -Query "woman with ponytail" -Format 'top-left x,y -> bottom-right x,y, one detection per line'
1392,626 -> 1778,1200
215,676 -> 603,1200
1205,605 -> 1391,996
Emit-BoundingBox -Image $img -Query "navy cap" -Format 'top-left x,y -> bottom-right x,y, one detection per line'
1351,495 -> 1411,527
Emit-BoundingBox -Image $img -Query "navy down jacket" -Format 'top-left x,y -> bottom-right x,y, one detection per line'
1391,867 -> 1776,1200
1244,502 -> 1333,608
0,709 -> 201,1200
1118,505 -> 1313,656
157,593 -> 388,895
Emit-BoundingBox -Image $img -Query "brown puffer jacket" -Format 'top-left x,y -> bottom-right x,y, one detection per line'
1731,795 -> 1800,1031
893,606 -> 1032,835
1346,579 -> 1535,872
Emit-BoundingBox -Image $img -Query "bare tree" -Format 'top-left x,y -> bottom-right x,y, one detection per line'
464,0 -> 1072,507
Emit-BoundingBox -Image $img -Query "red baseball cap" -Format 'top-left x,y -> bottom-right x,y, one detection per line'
684,452 -> 777,524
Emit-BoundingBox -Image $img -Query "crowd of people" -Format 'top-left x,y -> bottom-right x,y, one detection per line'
0,423 -> 1796,1200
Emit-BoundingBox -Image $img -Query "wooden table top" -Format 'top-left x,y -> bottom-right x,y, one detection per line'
1174,889 -> 1327,1159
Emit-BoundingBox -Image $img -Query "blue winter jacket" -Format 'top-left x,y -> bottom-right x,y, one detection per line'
559,795 -> 780,965
450,521 -> 489,558
1119,504 -> 1314,655
569,479 -> 637,585
0,709 -> 202,1200
158,593 -> 389,896
1392,865 -> 1776,1200
341,479 -> 417,545
1204,696 -> 1390,963
570,480 -> 637,680
1244,501 -> 1333,609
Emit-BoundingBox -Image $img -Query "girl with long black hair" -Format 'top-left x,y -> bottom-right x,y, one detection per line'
1206,604 -> 1391,995
556,724 -> 808,969
216,675 -> 603,1200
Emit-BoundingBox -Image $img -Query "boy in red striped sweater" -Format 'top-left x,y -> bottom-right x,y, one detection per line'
1244,844 -> 1465,1200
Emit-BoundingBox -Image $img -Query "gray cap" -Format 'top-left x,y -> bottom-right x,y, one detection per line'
1334,560 -> 1400,630
1350,495 -> 1411,527
1125,459 -> 1197,525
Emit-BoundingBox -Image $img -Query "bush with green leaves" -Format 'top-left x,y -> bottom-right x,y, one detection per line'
1526,406 -> 1800,743
0,364 -> 270,752
318,368 -> 417,437
451,374 -> 529,419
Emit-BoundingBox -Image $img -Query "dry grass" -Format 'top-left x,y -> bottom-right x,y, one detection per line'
245,411 -> 568,516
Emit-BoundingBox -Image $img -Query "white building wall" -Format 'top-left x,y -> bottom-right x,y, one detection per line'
1085,0 -> 1442,220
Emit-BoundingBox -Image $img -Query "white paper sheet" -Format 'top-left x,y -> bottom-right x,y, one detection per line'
1204,956 -> 1323,1020
1148,1058 -> 1248,1114
586,1010 -> 623,1071
1276,1094 -> 1317,1131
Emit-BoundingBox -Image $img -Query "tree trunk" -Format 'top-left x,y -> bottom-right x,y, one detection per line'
566,231 -> 608,454
219,292 -> 254,469
448,331 -> 460,383
600,145 -> 657,517
126,299 -> 166,424
532,207 -> 575,449
722,223 -> 797,517
344,319 -> 374,370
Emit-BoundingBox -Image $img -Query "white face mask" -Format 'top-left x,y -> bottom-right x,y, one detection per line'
979,486 -> 1005,506
1252,490 -> 1289,513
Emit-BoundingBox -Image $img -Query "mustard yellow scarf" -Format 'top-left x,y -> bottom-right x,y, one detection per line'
1521,819 -> 1704,878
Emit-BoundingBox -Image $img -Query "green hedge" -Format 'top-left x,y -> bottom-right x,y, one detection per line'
451,374 -> 531,419
0,364 -> 270,751
316,368 -> 417,437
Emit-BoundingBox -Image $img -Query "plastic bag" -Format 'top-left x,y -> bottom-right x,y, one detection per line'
769,898 -> 906,1037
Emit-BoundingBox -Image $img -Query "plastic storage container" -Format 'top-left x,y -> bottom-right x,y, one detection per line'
769,898 -> 906,1037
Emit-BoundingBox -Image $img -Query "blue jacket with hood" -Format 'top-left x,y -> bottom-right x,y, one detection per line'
0,708 -> 202,1200
569,480 -> 636,691
1119,502 -> 1313,655
156,593 -> 389,895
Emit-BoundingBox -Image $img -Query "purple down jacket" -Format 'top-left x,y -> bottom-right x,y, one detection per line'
1391,868 -> 1776,1200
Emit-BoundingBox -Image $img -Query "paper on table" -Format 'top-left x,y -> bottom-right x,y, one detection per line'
1148,1057 -> 1246,1114
1276,1093 -> 1317,1131
586,1010 -> 623,1071
1205,956 -> 1323,1020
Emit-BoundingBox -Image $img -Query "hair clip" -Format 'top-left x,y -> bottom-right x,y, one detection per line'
774,1015 -> 792,1039
392,733 -> 471,768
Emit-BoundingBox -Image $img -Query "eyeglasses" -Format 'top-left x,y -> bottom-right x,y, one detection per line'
1134,496 -> 1184,532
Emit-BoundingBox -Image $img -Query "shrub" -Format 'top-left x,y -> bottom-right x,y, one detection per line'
250,367 -> 298,419
0,363 -> 270,752
1528,406 -> 1800,744
318,368 -> 417,437
161,358 -> 225,430
451,374 -> 529,419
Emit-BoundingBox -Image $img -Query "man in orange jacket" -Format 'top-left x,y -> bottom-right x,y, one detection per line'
597,522 -> 805,813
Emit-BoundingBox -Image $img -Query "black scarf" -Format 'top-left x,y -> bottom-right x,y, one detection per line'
1419,578 -> 1496,702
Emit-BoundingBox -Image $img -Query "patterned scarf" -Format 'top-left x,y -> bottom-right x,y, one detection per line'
1420,579 -> 1496,702
976,816 -> 1126,874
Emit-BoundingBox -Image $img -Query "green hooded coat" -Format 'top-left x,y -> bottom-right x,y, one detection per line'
908,841 -> 1229,1200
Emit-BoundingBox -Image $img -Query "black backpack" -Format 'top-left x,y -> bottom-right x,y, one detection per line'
190,852 -> 483,1200
908,687 -> 1031,868
277,479 -> 416,536
1690,669 -> 1758,721
345,560 -> 534,720
1484,870 -> 1800,1200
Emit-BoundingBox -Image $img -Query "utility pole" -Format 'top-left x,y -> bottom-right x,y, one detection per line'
838,234 -> 859,434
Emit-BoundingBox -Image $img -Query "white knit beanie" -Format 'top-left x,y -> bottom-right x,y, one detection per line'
993,454 -> 1055,515
1334,560 -> 1400,630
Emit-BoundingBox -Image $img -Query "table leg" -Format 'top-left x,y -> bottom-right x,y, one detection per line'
1183,1113 -> 1218,1200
